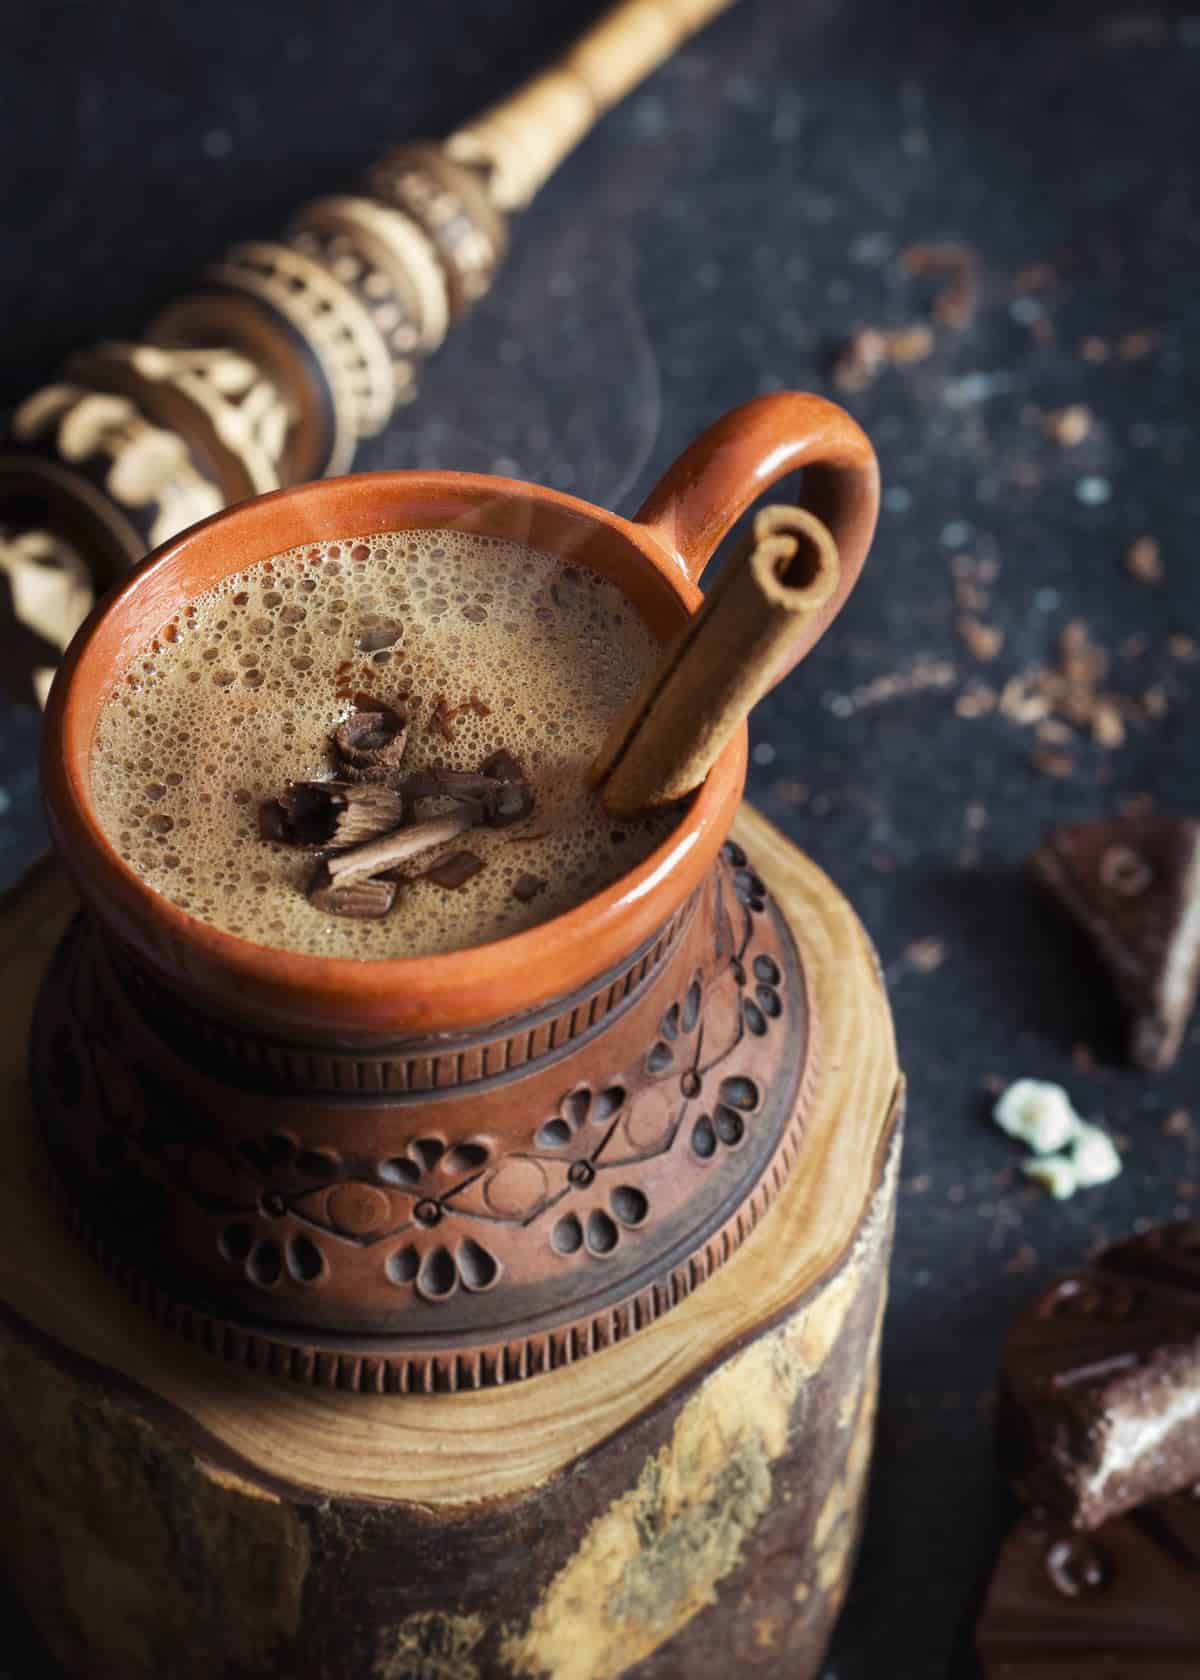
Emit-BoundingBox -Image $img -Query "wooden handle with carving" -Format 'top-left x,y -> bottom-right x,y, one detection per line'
447,0 -> 737,210
0,0 -> 737,688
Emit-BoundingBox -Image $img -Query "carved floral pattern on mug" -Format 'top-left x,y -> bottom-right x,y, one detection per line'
48,841 -> 786,1306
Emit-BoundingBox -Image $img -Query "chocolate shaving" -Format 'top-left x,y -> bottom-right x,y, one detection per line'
429,693 -> 495,740
512,873 -> 548,903
424,850 -> 485,890
266,780 -> 408,850
317,809 -> 479,891
900,240 -> 979,329
333,705 -> 408,780
307,875 -> 397,919
398,754 -> 534,828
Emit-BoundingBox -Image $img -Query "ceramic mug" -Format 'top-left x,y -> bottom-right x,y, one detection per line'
33,391 -> 879,1391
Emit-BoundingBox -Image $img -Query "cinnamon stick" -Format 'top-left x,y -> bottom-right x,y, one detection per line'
590,505 -> 841,817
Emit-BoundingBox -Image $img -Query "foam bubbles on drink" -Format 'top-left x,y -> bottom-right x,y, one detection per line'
90,531 -> 678,958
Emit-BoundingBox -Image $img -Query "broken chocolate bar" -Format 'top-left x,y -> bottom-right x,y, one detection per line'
1032,812 -> 1200,1070
977,1490 -> 1200,1676
999,1221 -> 1200,1531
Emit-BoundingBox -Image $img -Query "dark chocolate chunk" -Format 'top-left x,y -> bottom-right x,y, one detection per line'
1032,813 -> 1200,1070
999,1221 -> 1200,1530
267,781 -> 408,850
398,768 -> 500,808
976,1492 -> 1200,1676
306,874 -> 397,920
424,850 -> 484,890
475,748 -> 534,826
512,873 -> 548,903
258,799 -> 289,843
484,778 -> 535,829
333,705 -> 408,781
480,748 -> 526,784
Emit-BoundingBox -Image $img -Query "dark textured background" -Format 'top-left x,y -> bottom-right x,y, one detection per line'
2,1 -> 1199,1674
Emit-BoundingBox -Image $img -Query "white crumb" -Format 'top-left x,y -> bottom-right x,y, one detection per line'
1071,1122 -> 1123,1188
1022,1155 -> 1079,1200
994,1079 -> 1083,1154
996,1079 -> 1123,1199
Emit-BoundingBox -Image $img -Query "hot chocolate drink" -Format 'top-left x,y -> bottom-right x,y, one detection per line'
89,530 -> 677,958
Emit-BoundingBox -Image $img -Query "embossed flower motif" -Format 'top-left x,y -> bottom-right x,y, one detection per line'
532,1086 -> 628,1170
219,1220 -> 326,1289
690,1075 -> 762,1161
384,1235 -> 503,1303
549,1183 -> 650,1262
724,839 -> 767,915
743,955 -> 783,1037
644,979 -> 703,1085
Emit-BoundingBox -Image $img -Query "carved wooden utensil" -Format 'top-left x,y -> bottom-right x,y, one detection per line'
0,0 -> 735,685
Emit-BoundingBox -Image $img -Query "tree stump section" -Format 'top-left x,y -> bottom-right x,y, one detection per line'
0,805 -> 902,1680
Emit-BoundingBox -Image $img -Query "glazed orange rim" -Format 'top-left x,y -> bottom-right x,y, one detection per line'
44,471 -> 747,1009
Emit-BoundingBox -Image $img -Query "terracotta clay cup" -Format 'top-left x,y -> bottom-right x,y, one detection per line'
33,392 -> 879,1392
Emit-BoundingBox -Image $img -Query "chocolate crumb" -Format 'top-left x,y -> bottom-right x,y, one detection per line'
832,323 -> 935,392
307,874 -> 397,919
1117,329 -> 1156,360
1042,405 -> 1092,447
906,937 -> 946,973
1165,1110 -> 1192,1138
959,615 -> 1005,662
424,850 -> 484,890
899,241 -> 979,329
1125,536 -> 1163,584
1090,699 -> 1126,749
512,873 -> 548,903
956,684 -> 997,718
1032,748 -> 1074,779
1005,1245 -> 1039,1276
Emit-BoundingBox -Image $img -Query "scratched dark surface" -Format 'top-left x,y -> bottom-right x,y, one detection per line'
2,2 -> 1199,1675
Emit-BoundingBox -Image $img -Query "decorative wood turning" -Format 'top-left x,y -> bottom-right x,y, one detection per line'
0,0 -> 737,652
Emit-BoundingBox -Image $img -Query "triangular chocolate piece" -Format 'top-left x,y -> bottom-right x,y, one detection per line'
1032,813 -> 1200,1070
999,1222 -> 1200,1530
977,1494 -> 1200,1675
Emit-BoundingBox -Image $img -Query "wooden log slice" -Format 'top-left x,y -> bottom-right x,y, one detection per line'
0,805 -> 902,1680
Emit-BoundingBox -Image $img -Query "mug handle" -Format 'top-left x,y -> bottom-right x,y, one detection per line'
633,392 -> 880,683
